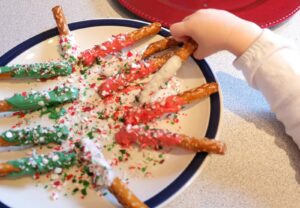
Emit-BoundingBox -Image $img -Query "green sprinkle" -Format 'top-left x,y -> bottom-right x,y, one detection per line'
81,188 -> 87,196
83,180 -> 90,188
72,188 -> 79,194
87,131 -> 94,139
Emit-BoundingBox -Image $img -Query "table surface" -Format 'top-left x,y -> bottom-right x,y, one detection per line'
0,1 -> 300,208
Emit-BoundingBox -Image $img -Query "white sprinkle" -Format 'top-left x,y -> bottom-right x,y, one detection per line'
38,101 -> 45,106
100,45 -> 107,50
50,191 -> 59,201
39,137 -> 45,142
5,131 -> 13,138
43,158 -> 49,164
52,155 -> 59,162
54,167 -> 62,174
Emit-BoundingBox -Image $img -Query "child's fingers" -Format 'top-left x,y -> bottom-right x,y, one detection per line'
170,22 -> 190,42
193,48 -> 207,60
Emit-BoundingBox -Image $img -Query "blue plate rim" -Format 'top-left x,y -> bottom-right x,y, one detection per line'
0,18 -> 221,208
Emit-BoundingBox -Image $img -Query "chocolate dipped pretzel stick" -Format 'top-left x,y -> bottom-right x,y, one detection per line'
0,151 -> 76,177
142,37 -> 180,59
115,125 -> 226,154
139,39 -> 197,103
98,51 -> 174,98
80,22 -> 162,66
0,86 -> 79,112
0,125 -> 69,146
81,138 -> 148,208
52,5 -> 79,63
0,62 -> 72,80
114,82 -> 218,125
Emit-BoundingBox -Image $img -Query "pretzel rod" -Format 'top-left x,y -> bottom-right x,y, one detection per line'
113,82 -> 218,125
0,152 -> 76,177
142,37 -> 180,59
79,22 -> 162,66
139,40 -> 198,103
109,177 -> 148,208
81,138 -> 147,208
98,51 -> 174,98
52,5 -> 79,63
0,62 -> 72,79
115,126 -> 226,154
179,136 -> 226,154
174,39 -> 198,61
52,5 -> 70,35
0,125 -> 69,146
0,86 -> 79,112
103,84 -> 143,104
0,100 -> 12,111
177,82 -> 218,104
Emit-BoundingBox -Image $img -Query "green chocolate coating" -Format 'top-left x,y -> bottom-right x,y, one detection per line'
0,62 -> 72,79
6,86 -> 79,111
1,125 -> 69,145
7,152 -> 76,178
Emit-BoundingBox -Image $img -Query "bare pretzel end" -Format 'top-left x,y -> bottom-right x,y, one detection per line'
175,39 -> 198,61
178,82 -> 218,104
128,22 -> 161,42
52,5 -> 70,35
0,72 -> 12,79
109,177 -> 148,208
0,100 -> 13,112
142,37 -> 180,59
179,136 -> 226,154
0,163 -> 20,177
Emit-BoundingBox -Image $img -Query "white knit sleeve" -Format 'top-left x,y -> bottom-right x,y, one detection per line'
233,29 -> 300,148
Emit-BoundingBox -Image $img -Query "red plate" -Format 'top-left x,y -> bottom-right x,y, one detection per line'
118,0 -> 300,28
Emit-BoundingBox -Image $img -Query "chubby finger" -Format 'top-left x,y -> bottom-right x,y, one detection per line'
170,22 -> 190,42
193,48 -> 206,60
193,48 -> 214,60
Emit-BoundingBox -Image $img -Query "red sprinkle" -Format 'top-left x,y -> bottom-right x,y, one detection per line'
54,181 -> 61,186
127,51 -> 133,57
89,83 -> 96,89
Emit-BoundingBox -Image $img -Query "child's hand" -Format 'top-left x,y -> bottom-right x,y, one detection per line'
170,9 -> 262,59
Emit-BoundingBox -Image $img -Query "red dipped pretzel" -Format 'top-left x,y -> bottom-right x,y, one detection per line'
113,82 -> 218,125
79,23 -> 162,66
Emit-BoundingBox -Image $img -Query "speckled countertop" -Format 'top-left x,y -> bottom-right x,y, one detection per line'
0,1 -> 300,208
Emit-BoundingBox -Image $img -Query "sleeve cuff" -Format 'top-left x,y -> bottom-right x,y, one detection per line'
233,29 -> 292,88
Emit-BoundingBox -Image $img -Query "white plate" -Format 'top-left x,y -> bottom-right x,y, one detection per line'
0,19 -> 221,208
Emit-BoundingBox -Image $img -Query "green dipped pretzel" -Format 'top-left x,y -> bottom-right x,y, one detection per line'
3,152 -> 77,178
4,86 -> 79,111
0,125 -> 69,146
0,61 -> 72,79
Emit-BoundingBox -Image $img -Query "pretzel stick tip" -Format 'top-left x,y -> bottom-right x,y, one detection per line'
178,82 -> 219,104
175,39 -> 198,61
0,100 -> 12,112
142,37 -> 180,59
179,136 -> 226,154
128,22 -> 161,42
52,5 -> 70,35
109,177 -> 148,208
0,163 -> 21,177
